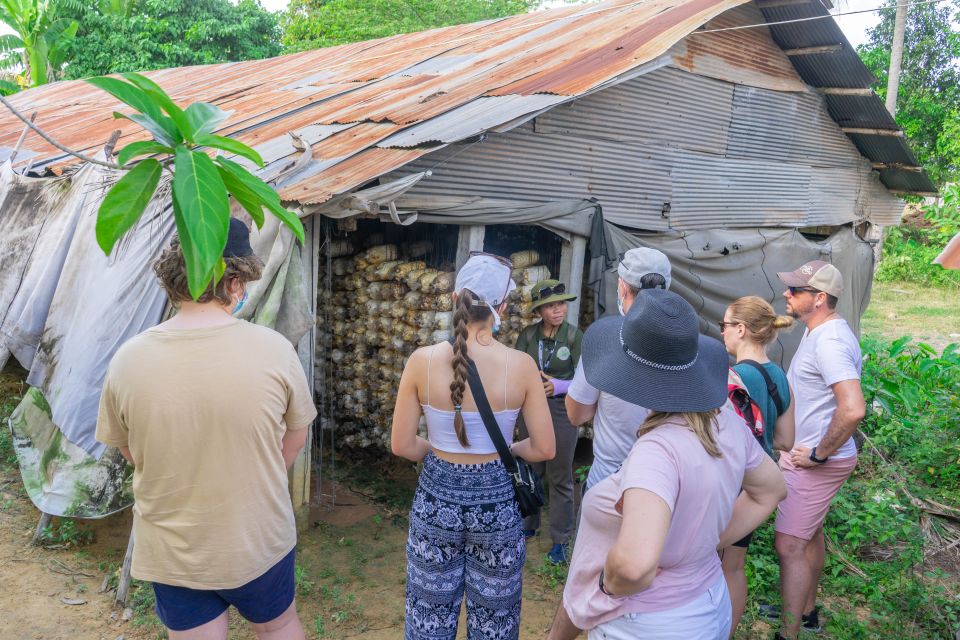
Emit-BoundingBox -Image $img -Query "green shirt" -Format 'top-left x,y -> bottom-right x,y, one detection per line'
515,320 -> 583,381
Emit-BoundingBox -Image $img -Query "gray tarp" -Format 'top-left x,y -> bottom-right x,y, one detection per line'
0,161 -> 312,517
598,225 -> 875,368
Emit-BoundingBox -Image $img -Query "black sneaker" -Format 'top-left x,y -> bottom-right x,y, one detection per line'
758,604 -> 822,633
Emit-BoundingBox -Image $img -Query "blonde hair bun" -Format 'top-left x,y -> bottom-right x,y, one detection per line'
773,315 -> 795,329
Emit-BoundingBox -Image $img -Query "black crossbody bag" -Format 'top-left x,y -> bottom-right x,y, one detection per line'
739,359 -> 786,416
463,357 -> 545,518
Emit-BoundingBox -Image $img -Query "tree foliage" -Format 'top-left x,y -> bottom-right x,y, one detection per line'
0,0 -> 81,89
280,0 -> 537,52
858,0 -> 960,184
63,0 -> 280,80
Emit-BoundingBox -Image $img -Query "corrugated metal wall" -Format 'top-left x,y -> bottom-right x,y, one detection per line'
386,64 -> 903,230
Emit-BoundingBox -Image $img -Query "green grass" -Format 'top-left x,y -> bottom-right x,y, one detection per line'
862,281 -> 960,351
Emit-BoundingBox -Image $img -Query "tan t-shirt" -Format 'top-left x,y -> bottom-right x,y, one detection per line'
96,320 -> 317,589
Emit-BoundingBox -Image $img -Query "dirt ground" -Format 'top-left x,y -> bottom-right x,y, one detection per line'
1,279 -> 957,639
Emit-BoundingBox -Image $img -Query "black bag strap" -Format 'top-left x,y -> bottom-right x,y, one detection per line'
463,357 -> 520,475
739,360 -> 785,416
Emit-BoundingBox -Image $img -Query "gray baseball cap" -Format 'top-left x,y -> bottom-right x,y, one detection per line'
617,247 -> 672,289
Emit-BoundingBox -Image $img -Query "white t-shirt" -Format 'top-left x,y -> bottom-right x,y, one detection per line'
568,361 -> 650,489
787,318 -> 862,459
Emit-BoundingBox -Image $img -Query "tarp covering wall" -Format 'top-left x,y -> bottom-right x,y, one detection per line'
0,161 -> 312,517
596,224 -> 876,368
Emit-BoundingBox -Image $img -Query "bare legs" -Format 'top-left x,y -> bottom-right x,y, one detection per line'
720,546 -> 748,638
775,529 -> 821,639
547,601 -> 584,640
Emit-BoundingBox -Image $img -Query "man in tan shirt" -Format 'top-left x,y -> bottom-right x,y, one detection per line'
97,219 -> 317,639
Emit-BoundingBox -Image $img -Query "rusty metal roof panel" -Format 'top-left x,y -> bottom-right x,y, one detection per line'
670,4 -> 805,92
0,0 -> 934,199
377,95 -> 567,148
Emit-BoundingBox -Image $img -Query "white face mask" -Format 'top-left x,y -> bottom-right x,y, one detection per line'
617,288 -> 626,316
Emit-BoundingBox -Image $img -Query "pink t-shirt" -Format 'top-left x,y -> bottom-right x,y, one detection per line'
563,405 -> 766,630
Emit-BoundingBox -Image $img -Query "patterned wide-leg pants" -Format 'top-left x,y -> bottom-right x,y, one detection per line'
405,452 -> 525,640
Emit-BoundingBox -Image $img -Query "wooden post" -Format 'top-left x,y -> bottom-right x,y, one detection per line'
116,526 -> 135,606
455,225 -> 485,270
561,236 -> 588,324
291,215 -> 315,531
9,112 -> 36,164
30,512 -> 52,546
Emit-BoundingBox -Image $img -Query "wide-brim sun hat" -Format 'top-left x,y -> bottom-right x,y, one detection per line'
581,289 -> 729,412
529,278 -> 577,311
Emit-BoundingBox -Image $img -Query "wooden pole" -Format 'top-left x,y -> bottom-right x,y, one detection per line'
115,525 -> 135,606
30,512 -> 52,546
9,111 -> 36,163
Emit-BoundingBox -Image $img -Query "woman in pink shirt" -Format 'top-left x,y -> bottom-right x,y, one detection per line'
547,289 -> 786,640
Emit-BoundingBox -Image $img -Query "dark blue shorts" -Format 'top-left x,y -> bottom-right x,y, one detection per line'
152,547 -> 296,631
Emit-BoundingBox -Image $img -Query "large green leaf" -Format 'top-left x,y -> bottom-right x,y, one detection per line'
112,112 -> 177,147
185,103 -> 231,138
88,76 -> 164,125
95,159 -> 162,255
215,164 -> 265,229
173,147 -> 231,299
195,133 -> 263,168
122,72 -> 193,142
115,140 -> 172,167
0,34 -> 24,51
215,157 -> 305,244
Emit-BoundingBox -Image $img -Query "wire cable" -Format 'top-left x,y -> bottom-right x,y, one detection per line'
694,0 -> 952,34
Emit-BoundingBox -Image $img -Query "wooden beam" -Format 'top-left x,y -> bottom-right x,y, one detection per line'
841,127 -> 904,137
890,190 -> 939,197
818,87 -> 874,96
562,236 -> 588,325
455,225 -> 485,270
756,0 -> 811,8
872,163 -> 924,173
783,44 -> 843,56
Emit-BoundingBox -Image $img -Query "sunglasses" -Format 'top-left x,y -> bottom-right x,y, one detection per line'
469,250 -> 513,270
533,283 -> 566,301
787,286 -> 820,296
718,321 -> 741,333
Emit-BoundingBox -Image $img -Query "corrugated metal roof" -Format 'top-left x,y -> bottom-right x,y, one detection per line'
671,3 -> 807,92
0,0 -> 934,204
727,84 -> 862,165
386,66 -> 903,230
757,0 -> 936,193
823,94 -> 898,129
534,66 -> 734,155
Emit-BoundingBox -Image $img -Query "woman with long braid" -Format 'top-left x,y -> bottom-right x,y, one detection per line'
392,253 -> 555,640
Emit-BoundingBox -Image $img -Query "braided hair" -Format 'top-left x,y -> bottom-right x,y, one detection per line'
449,288 -> 493,447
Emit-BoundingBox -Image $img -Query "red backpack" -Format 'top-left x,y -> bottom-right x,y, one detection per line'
728,368 -> 766,443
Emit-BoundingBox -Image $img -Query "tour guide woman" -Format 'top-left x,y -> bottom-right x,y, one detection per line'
548,289 -> 786,640
391,253 -> 555,640
515,279 -> 583,565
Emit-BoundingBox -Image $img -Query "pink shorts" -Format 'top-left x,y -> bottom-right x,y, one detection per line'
775,454 -> 857,541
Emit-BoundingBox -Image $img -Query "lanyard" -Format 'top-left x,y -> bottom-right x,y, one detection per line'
537,338 -> 557,372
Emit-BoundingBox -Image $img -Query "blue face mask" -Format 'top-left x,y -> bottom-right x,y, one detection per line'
233,289 -> 249,314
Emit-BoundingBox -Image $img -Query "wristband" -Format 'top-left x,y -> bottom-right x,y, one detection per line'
809,446 -> 829,464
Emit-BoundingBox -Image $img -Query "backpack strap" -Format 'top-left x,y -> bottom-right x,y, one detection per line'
739,360 -> 785,416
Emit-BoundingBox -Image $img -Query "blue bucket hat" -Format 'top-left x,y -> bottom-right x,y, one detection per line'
581,289 -> 728,412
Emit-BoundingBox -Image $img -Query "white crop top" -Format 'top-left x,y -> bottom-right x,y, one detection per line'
421,344 -> 521,455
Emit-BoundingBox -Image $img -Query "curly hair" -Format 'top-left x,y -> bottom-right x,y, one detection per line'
153,235 -> 264,306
